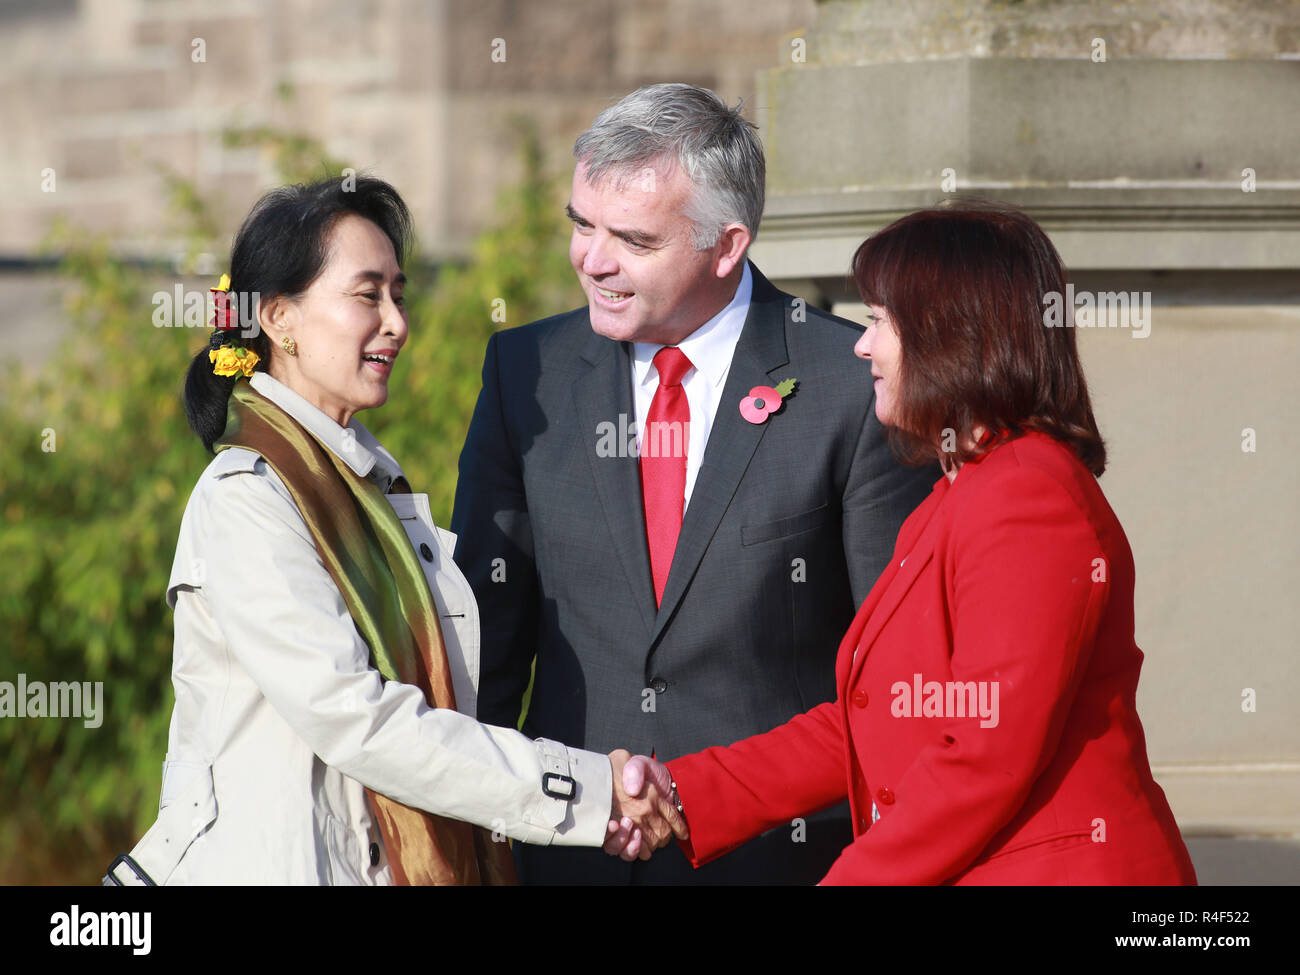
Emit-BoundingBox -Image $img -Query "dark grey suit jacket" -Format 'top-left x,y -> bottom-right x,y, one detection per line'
451,264 -> 936,884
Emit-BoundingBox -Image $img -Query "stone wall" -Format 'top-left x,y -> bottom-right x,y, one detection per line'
0,0 -> 813,366
752,0 -> 1300,882
0,0 -> 814,261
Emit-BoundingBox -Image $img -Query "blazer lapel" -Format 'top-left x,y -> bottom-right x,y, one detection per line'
649,265 -> 792,647
835,557 -> 904,691
572,329 -> 657,636
845,486 -> 948,689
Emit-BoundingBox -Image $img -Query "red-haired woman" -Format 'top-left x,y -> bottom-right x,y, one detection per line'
658,202 -> 1197,884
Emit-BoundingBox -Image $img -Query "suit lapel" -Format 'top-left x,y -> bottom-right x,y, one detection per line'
572,328 -> 657,636
649,266 -> 792,646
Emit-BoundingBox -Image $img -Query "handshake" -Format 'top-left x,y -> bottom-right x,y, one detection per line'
603,749 -> 689,861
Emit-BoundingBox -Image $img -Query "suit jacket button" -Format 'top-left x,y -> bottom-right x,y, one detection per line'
852,690 -> 869,708
369,842 -> 381,866
650,677 -> 668,694
876,786 -> 895,806
419,542 -> 434,562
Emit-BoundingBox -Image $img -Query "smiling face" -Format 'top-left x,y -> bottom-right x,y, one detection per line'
567,160 -> 748,346
854,304 -> 903,428
262,213 -> 407,427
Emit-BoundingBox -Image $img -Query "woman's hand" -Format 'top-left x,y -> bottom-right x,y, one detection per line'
603,750 -> 688,861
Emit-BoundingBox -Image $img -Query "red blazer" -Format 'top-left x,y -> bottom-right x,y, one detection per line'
668,431 -> 1197,885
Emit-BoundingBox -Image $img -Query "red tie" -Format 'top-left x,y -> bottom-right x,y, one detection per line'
641,347 -> 693,606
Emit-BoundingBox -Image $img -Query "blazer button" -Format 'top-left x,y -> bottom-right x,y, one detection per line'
419,542 -> 434,563
649,677 -> 668,694
876,786 -> 895,806
852,690 -> 869,708
369,842 -> 381,867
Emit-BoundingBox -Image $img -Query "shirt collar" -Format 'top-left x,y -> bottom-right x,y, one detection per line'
248,371 -> 406,492
631,261 -> 753,391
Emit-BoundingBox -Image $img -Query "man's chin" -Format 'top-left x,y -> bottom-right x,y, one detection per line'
587,306 -> 642,343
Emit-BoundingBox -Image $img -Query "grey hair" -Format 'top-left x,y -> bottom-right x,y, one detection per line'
573,83 -> 765,250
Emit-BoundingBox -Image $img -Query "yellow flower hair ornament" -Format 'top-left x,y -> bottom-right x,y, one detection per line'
209,344 -> 259,378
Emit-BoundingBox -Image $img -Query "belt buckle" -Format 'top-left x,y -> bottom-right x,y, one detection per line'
541,772 -> 576,801
103,853 -> 157,887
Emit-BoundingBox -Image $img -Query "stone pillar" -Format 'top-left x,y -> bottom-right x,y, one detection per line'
752,0 -> 1300,882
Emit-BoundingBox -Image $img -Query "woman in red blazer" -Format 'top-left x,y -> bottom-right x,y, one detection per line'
662,202 -> 1197,885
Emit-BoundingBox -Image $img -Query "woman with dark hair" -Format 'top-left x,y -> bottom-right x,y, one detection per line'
650,201 -> 1197,884
107,176 -> 683,886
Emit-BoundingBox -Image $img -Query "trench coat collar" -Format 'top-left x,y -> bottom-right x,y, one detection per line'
248,371 -> 405,493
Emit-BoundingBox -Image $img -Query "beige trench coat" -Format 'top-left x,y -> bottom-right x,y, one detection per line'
145,371 -> 610,885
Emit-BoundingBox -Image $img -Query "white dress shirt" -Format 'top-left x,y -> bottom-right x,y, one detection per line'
630,262 -> 752,509
145,371 -> 612,885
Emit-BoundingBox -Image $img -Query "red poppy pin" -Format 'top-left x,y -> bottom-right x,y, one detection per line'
739,378 -> 798,424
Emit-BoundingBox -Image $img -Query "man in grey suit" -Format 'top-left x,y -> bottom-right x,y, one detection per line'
451,84 -> 935,883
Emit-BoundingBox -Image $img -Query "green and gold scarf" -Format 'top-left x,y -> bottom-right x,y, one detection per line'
215,381 -> 516,885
